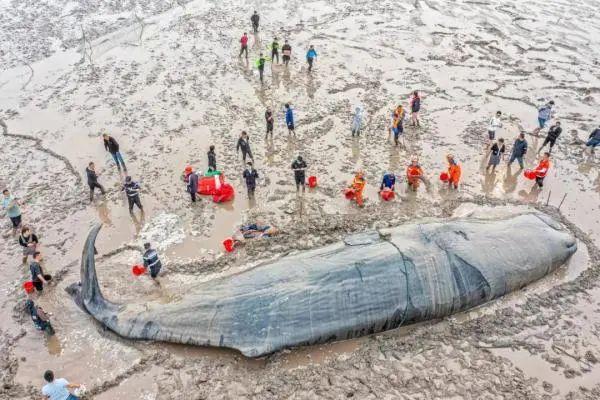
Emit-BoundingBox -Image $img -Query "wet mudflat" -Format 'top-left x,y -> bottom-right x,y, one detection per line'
1,0 -> 600,398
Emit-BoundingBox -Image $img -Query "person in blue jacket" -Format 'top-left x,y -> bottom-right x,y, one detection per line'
306,45 -> 317,72
380,172 -> 396,191
285,103 -> 295,135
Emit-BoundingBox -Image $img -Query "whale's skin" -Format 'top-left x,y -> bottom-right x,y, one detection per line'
77,212 -> 576,357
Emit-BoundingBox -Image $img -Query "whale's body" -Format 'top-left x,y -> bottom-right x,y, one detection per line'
76,212 -> 576,357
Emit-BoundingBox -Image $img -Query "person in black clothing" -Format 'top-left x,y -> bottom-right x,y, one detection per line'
186,167 -> 199,203
257,53 -> 266,83
143,242 -> 162,279
25,299 -> 54,335
291,155 -> 307,193
265,108 -> 274,137
251,11 -> 259,33
237,131 -> 254,162
282,40 -> 292,66
538,121 -> 562,153
30,252 -> 52,292
123,176 -> 143,214
19,226 -> 39,265
208,145 -> 217,171
486,138 -> 505,172
86,162 -> 106,203
102,133 -> 127,171
243,162 -> 259,197
271,37 -> 280,64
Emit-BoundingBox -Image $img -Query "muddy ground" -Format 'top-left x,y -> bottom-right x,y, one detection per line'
1,0 -> 600,398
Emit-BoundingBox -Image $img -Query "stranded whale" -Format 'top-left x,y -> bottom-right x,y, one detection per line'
72,212 -> 576,357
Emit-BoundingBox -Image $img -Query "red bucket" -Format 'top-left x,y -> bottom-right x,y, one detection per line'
23,281 -> 34,294
308,176 -> 317,188
132,265 -> 146,276
523,169 -> 535,180
381,190 -> 395,201
440,172 -> 449,182
344,188 -> 355,199
223,238 -> 235,253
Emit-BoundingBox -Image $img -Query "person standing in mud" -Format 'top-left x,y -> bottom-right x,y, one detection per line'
251,11 -> 260,33
143,242 -> 162,280
243,162 -> 259,198
487,138 -> 505,172
291,155 -> 307,193
265,107 -> 274,137
239,32 -> 249,58
42,370 -> 83,400
186,166 -> 199,203
271,37 -> 280,64
534,100 -> 554,134
19,226 -> 39,265
123,176 -> 143,215
102,133 -> 127,172
508,133 -> 528,170
2,188 -> 22,234
392,105 -> 406,146
533,152 -> 551,188
86,162 -> 106,203
207,145 -> 217,171
538,121 -> 562,153
30,252 -> 52,292
351,106 -> 363,136
487,111 -> 502,145
257,53 -> 266,83
282,40 -> 292,67
285,103 -> 295,135
306,45 -> 317,72
409,91 -> 421,127
446,154 -> 462,190
237,131 -> 254,162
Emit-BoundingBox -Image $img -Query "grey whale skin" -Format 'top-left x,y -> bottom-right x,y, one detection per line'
77,212 -> 576,357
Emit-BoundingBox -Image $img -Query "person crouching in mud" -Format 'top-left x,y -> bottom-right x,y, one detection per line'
347,171 -> 366,207
143,242 -> 162,281
26,299 -> 54,335
406,157 -> 424,192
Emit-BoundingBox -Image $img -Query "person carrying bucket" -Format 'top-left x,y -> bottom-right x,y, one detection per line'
291,155 -> 307,193
446,154 -> 461,190
30,252 -> 52,292
380,172 -> 396,192
533,152 -> 551,188
406,156 -> 424,192
143,242 -> 162,280
347,171 -> 366,207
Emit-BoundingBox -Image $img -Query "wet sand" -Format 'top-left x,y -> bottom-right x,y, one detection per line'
1,0 -> 600,398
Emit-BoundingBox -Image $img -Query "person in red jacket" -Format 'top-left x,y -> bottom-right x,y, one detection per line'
533,152 -> 551,188
239,32 -> 249,58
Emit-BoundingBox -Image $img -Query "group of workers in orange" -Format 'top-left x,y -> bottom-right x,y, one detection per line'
345,154 -> 461,207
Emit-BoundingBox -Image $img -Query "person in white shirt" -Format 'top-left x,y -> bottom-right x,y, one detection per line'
487,111 -> 503,145
42,370 -> 82,400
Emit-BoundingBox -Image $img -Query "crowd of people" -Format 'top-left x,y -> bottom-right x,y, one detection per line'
1,11 -> 599,399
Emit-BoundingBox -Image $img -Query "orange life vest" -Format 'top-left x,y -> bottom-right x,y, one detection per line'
534,159 -> 550,178
448,163 -> 461,184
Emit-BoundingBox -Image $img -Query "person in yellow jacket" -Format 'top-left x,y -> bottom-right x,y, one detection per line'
446,154 -> 461,189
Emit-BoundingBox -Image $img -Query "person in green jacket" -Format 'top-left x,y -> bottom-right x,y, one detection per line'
257,53 -> 266,83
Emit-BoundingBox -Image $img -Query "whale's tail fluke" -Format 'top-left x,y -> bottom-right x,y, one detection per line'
81,224 -> 119,313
